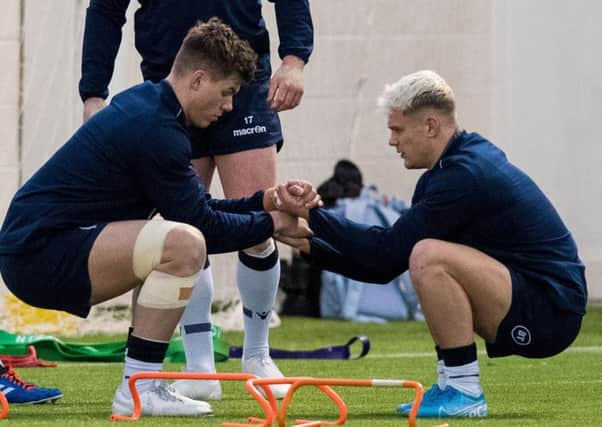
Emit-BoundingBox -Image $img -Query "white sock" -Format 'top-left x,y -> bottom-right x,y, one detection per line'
120,356 -> 163,396
179,266 -> 216,373
437,359 -> 447,390
444,361 -> 483,397
237,243 -> 280,360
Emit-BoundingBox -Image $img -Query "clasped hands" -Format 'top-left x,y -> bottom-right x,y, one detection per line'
264,180 -> 321,254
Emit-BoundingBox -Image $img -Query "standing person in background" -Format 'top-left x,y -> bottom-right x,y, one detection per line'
78,0 -> 313,400
275,70 -> 587,418
0,360 -> 62,404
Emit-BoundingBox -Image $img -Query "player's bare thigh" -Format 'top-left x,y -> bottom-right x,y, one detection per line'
410,239 -> 512,341
192,146 -> 276,252
88,220 -> 147,305
191,146 -> 276,198
214,145 -> 277,197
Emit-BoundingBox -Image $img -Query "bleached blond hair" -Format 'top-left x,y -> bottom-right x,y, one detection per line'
377,70 -> 456,120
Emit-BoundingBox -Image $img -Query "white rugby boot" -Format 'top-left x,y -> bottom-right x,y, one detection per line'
242,355 -> 289,399
111,380 -> 212,416
172,375 -> 222,401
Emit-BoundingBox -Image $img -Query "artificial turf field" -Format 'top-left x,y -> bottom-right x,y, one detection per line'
4,307 -> 601,427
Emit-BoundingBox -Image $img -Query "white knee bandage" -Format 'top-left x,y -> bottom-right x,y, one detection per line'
132,218 -> 181,280
133,219 -> 199,309
137,270 -> 200,309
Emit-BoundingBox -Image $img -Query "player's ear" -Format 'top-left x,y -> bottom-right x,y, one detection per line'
424,116 -> 440,138
190,69 -> 209,90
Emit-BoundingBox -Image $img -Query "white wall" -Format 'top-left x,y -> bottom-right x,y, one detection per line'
20,1 -> 86,178
0,1 -> 600,307
274,0 -> 496,200
0,0 -> 21,222
492,0 -> 602,298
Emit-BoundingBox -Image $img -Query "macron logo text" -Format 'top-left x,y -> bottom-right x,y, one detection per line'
233,125 -> 267,137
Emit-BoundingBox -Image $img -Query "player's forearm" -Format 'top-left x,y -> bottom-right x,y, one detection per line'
206,191 -> 265,214
163,197 -> 274,254
79,0 -> 129,101
273,0 -> 314,63
307,237 -> 400,284
308,208 -> 410,276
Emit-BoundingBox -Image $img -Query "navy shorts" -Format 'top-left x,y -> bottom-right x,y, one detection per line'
0,224 -> 106,319
190,78 -> 283,158
486,269 -> 583,359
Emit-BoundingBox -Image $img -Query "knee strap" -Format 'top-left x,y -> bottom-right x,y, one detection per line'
133,219 -> 200,309
137,270 -> 200,309
132,218 -> 181,280
239,239 -> 278,271
242,238 -> 276,258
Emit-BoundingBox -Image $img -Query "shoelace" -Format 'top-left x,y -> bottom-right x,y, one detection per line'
153,381 -> 183,403
1,367 -> 36,390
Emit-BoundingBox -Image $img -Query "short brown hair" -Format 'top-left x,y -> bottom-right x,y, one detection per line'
172,18 -> 257,84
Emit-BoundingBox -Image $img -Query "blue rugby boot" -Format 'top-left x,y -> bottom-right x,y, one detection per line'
398,385 -> 487,418
396,383 -> 444,414
0,366 -> 63,404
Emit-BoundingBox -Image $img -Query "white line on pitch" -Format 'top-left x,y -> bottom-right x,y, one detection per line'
367,345 -> 602,359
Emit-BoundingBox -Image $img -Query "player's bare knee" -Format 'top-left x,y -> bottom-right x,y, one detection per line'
164,225 -> 206,276
409,238 -> 442,283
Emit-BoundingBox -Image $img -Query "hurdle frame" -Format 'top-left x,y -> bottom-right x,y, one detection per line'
109,371 -> 424,427
247,377 -> 423,427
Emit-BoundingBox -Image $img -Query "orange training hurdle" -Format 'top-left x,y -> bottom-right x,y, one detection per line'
110,371 -> 424,427
246,377 -> 424,427
110,372 -> 276,422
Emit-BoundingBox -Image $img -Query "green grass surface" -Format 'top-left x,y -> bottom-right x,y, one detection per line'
4,307 -> 601,426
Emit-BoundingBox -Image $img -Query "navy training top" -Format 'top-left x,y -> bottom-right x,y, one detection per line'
306,131 -> 587,315
79,0 -> 314,101
0,80 -> 274,255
